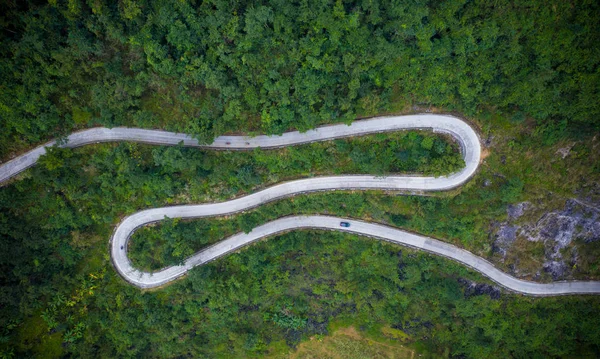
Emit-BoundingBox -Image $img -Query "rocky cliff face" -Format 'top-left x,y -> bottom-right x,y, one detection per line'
493,199 -> 600,280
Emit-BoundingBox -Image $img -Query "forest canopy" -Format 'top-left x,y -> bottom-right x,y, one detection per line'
2,0 -> 600,358
1,0 -> 599,158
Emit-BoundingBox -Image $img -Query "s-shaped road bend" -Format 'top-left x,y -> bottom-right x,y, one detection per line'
2,114 -> 600,295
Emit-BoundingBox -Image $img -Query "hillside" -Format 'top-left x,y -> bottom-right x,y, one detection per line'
1,1 -> 599,358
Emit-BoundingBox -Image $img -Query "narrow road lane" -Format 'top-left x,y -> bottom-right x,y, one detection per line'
119,215 -> 600,295
4,114 -> 600,294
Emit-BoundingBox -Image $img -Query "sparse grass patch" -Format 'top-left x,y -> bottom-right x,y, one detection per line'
269,325 -> 419,359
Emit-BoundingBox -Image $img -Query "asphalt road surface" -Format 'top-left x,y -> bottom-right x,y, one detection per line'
4,114 -> 600,295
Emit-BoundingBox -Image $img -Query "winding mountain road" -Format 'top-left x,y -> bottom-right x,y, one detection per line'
3,114 -> 600,295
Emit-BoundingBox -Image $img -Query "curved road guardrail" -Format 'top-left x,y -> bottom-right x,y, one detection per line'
3,114 -> 600,295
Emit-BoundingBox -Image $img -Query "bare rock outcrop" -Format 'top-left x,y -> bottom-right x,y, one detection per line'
493,199 -> 599,280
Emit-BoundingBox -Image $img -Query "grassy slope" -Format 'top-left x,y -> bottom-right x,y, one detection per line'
277,326 -> 418,359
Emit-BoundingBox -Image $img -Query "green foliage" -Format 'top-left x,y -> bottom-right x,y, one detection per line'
501,177 -> 525,203
534,119 -> 569,146
68,232 -> 600,357
2,112 -> 600,356
1,0 -> 600,357
1,0 -> 599,158
265,311 -> 308,331
126,131 -> 460,270
63,323 -> 86,345
421,137 -> 434,151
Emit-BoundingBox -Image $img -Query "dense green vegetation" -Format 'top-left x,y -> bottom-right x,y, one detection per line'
127,131 -> 462,270
91,232 -> 600,358
129,111 -> 600,277
2,112 -> 600,357
2,0 -> 600,357
1,0 -> 598,158
7,229 -> 600,358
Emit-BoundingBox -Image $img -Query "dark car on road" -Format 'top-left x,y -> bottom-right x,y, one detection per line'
340,221 -> 351,228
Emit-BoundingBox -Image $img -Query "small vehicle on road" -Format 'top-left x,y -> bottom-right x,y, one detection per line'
340,221 -> 351,228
